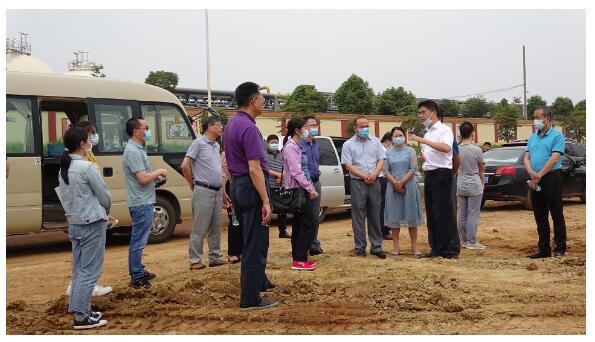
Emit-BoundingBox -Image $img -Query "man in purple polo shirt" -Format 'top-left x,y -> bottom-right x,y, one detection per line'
224,82 -> 278,311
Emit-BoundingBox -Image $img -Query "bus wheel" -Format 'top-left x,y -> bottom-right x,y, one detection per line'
318,207 -> 328,223
148,196 -> 177,244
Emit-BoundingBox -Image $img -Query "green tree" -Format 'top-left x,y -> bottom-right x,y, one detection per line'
91,64 -> 105,78
145,70 -> 179,93
281,85 -> 327,115
462,96 -> 493,118
493,98 -> 518,142
561,110 -> 586,143
526,95 -> 547,120
437,99 -> 461,117
551,96 -> 574,119
374,86 -> 417,115
335,74 -> 374,114
575,99 -> 586,112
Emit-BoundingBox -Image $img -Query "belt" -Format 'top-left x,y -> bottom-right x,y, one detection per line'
194,181 -> 221,191
424,168 -> 451,175
311,177 -> 320,183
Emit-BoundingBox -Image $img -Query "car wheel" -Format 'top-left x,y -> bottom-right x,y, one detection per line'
480,198 -> 486,209
523,190 -> 533,211
318,207 -> 328,223
148,196 -> 177,244
580,195 -> 586,203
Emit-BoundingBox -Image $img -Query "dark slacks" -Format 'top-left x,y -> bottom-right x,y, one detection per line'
379,176 -> 391,237
290,192 -> 317,262
424,168 -> 460,257
531,170 -> 567,254
230,175 -> 269,307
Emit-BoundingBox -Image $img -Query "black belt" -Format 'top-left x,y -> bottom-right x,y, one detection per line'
311,177 -> 320,183
424,168 -> 451,175
194,181 -> 221,191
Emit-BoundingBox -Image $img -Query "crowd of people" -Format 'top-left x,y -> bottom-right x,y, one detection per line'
56,82 -> 569,329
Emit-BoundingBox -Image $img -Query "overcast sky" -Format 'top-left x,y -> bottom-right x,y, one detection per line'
6,9 -> 586,104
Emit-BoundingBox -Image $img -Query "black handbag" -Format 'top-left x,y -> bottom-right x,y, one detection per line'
270,160 -> 306,214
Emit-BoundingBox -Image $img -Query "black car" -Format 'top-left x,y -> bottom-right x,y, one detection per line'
482,146 -> 585,210
502,139 -> 586,159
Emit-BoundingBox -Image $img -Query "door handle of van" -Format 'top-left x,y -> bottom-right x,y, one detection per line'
333,169 -> 342,175
103,167 -> 114,177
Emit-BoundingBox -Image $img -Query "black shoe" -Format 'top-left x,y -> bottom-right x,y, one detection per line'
278,230 -> 291,239
371,251 -> 387,259
261,280 -> 277,293
143,271 -> 156,281
420,252 -> 439,259
88,311 -> 102,320
444,254 -> 459,260
354,251 -> 366,257
383,234 -> 392,241
554,250 -> 566,257
73,314 -> 107,330
240,298 -> 279,311
309,248 -> 323,256
527,252 -> 551,259
130,278 -> 152,289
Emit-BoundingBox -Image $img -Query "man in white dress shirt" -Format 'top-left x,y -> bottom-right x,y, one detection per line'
409,100 -> 460,259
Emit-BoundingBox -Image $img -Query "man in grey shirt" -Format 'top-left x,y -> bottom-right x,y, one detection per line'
341,116 -> 387,259
122,117 -> 168,289
181,116 -> 227,270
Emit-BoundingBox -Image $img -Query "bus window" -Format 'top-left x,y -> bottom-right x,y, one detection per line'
6,97 -> 35,154
141,105 -> 159,153
141,104 -> 193,153
94,103 -> 133,153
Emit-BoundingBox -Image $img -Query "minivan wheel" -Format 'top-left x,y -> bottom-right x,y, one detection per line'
523,190 -> 533,211
580,195 -> 586,203
318,207 -> 328,223
148,196 -> 177,244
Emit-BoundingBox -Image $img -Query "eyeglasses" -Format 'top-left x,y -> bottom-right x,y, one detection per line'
135,126 -> 150,131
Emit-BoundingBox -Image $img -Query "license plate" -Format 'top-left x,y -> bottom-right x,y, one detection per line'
484,175 -> 490,184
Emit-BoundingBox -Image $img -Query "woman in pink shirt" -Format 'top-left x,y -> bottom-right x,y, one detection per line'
282,118 -> 320,271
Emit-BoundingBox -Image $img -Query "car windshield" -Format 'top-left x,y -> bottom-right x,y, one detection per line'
484,149 -> 525,164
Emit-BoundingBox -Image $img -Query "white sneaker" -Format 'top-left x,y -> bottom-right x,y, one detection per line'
66,283 -> 113,297
465,242 -> 486,250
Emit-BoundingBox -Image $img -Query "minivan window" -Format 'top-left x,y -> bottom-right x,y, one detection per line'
94,103 -> 133,153
6,97 -> 35,154
141,104 -> 193,153
318,138 -> 339,166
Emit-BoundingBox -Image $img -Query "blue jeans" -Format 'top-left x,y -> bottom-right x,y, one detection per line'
129,204 -> 154,280
68,219 -> 107,313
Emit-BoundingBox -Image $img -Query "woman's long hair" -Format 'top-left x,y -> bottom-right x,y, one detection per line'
60,127 -> 89,185
285,117 -> 306,142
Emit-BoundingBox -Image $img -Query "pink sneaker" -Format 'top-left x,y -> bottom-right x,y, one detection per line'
306,260 -> 317,267
291,261 -> 315,271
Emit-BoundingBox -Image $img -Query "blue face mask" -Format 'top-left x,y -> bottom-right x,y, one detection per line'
393,136 -> 405,145
90,133 -> 99,146
268,143 -> 279,151
533,119 -> 545,131
357,127 -> 369,139
422,119 -> 433,128
144,129 -> 153,141
309,127 -> 318,137
301,129 -> 309,141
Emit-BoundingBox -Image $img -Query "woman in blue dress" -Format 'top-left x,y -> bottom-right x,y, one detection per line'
384,126 -> 425,256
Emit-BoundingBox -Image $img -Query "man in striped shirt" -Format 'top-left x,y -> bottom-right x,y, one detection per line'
265,134 -> 290,238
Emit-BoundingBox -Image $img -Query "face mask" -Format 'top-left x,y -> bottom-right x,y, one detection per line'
144,129 -> 152,141
393,136 -> 405,145
357,127 -> 369,138
533,119 -> 545,131
422,118 -> 433,128
90,133 -> 99,146
301,129 -> 309,141
309,127 -> 318,137
269,143 -> 279,151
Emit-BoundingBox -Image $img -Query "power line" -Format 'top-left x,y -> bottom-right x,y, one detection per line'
444,84 -> 524,100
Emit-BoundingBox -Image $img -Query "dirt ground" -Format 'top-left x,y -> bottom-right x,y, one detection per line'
5,200 -> 586,335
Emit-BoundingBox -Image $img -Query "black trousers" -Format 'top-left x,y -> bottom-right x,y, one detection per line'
226,181 -> 244,256
424,168 -> 461,257
230,175 -> 269,307
290,192 -> 317,262
531,170 -> 567,254
379,176 -> 391,237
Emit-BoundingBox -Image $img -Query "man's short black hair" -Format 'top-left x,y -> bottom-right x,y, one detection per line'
201,115 -> 221,134
483,141 -> 492,147
418,100 -> 439,114
381,132 -> 392,143
234,82 -> 260,108
535,106 -> 553,120
76,120 -> 95,131
353,115 -> 367,127
266,134 -> 279,142
303,115 -> 319,124
459,121 -> 474,139
126,117 -> 144,137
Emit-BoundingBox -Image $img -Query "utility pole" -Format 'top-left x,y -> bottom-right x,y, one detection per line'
205,9 -> 212,108
523,45 -> 527,118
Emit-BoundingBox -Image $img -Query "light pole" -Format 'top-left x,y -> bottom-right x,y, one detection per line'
205,9 -> 212,108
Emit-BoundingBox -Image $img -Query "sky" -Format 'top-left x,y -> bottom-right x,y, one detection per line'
6,9 -> 586,104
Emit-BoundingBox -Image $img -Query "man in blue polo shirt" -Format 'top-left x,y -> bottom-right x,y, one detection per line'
524,106 -> 567,259
301,116 -> 324,255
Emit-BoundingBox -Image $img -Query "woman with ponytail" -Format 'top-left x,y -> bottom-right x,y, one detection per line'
282,118 -> 319,271
58,127 -> 112,330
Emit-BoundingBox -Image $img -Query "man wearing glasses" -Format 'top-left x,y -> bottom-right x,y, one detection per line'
409,100 -> 460,259
123,117 -> 169,289
301,116 -> 324,255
